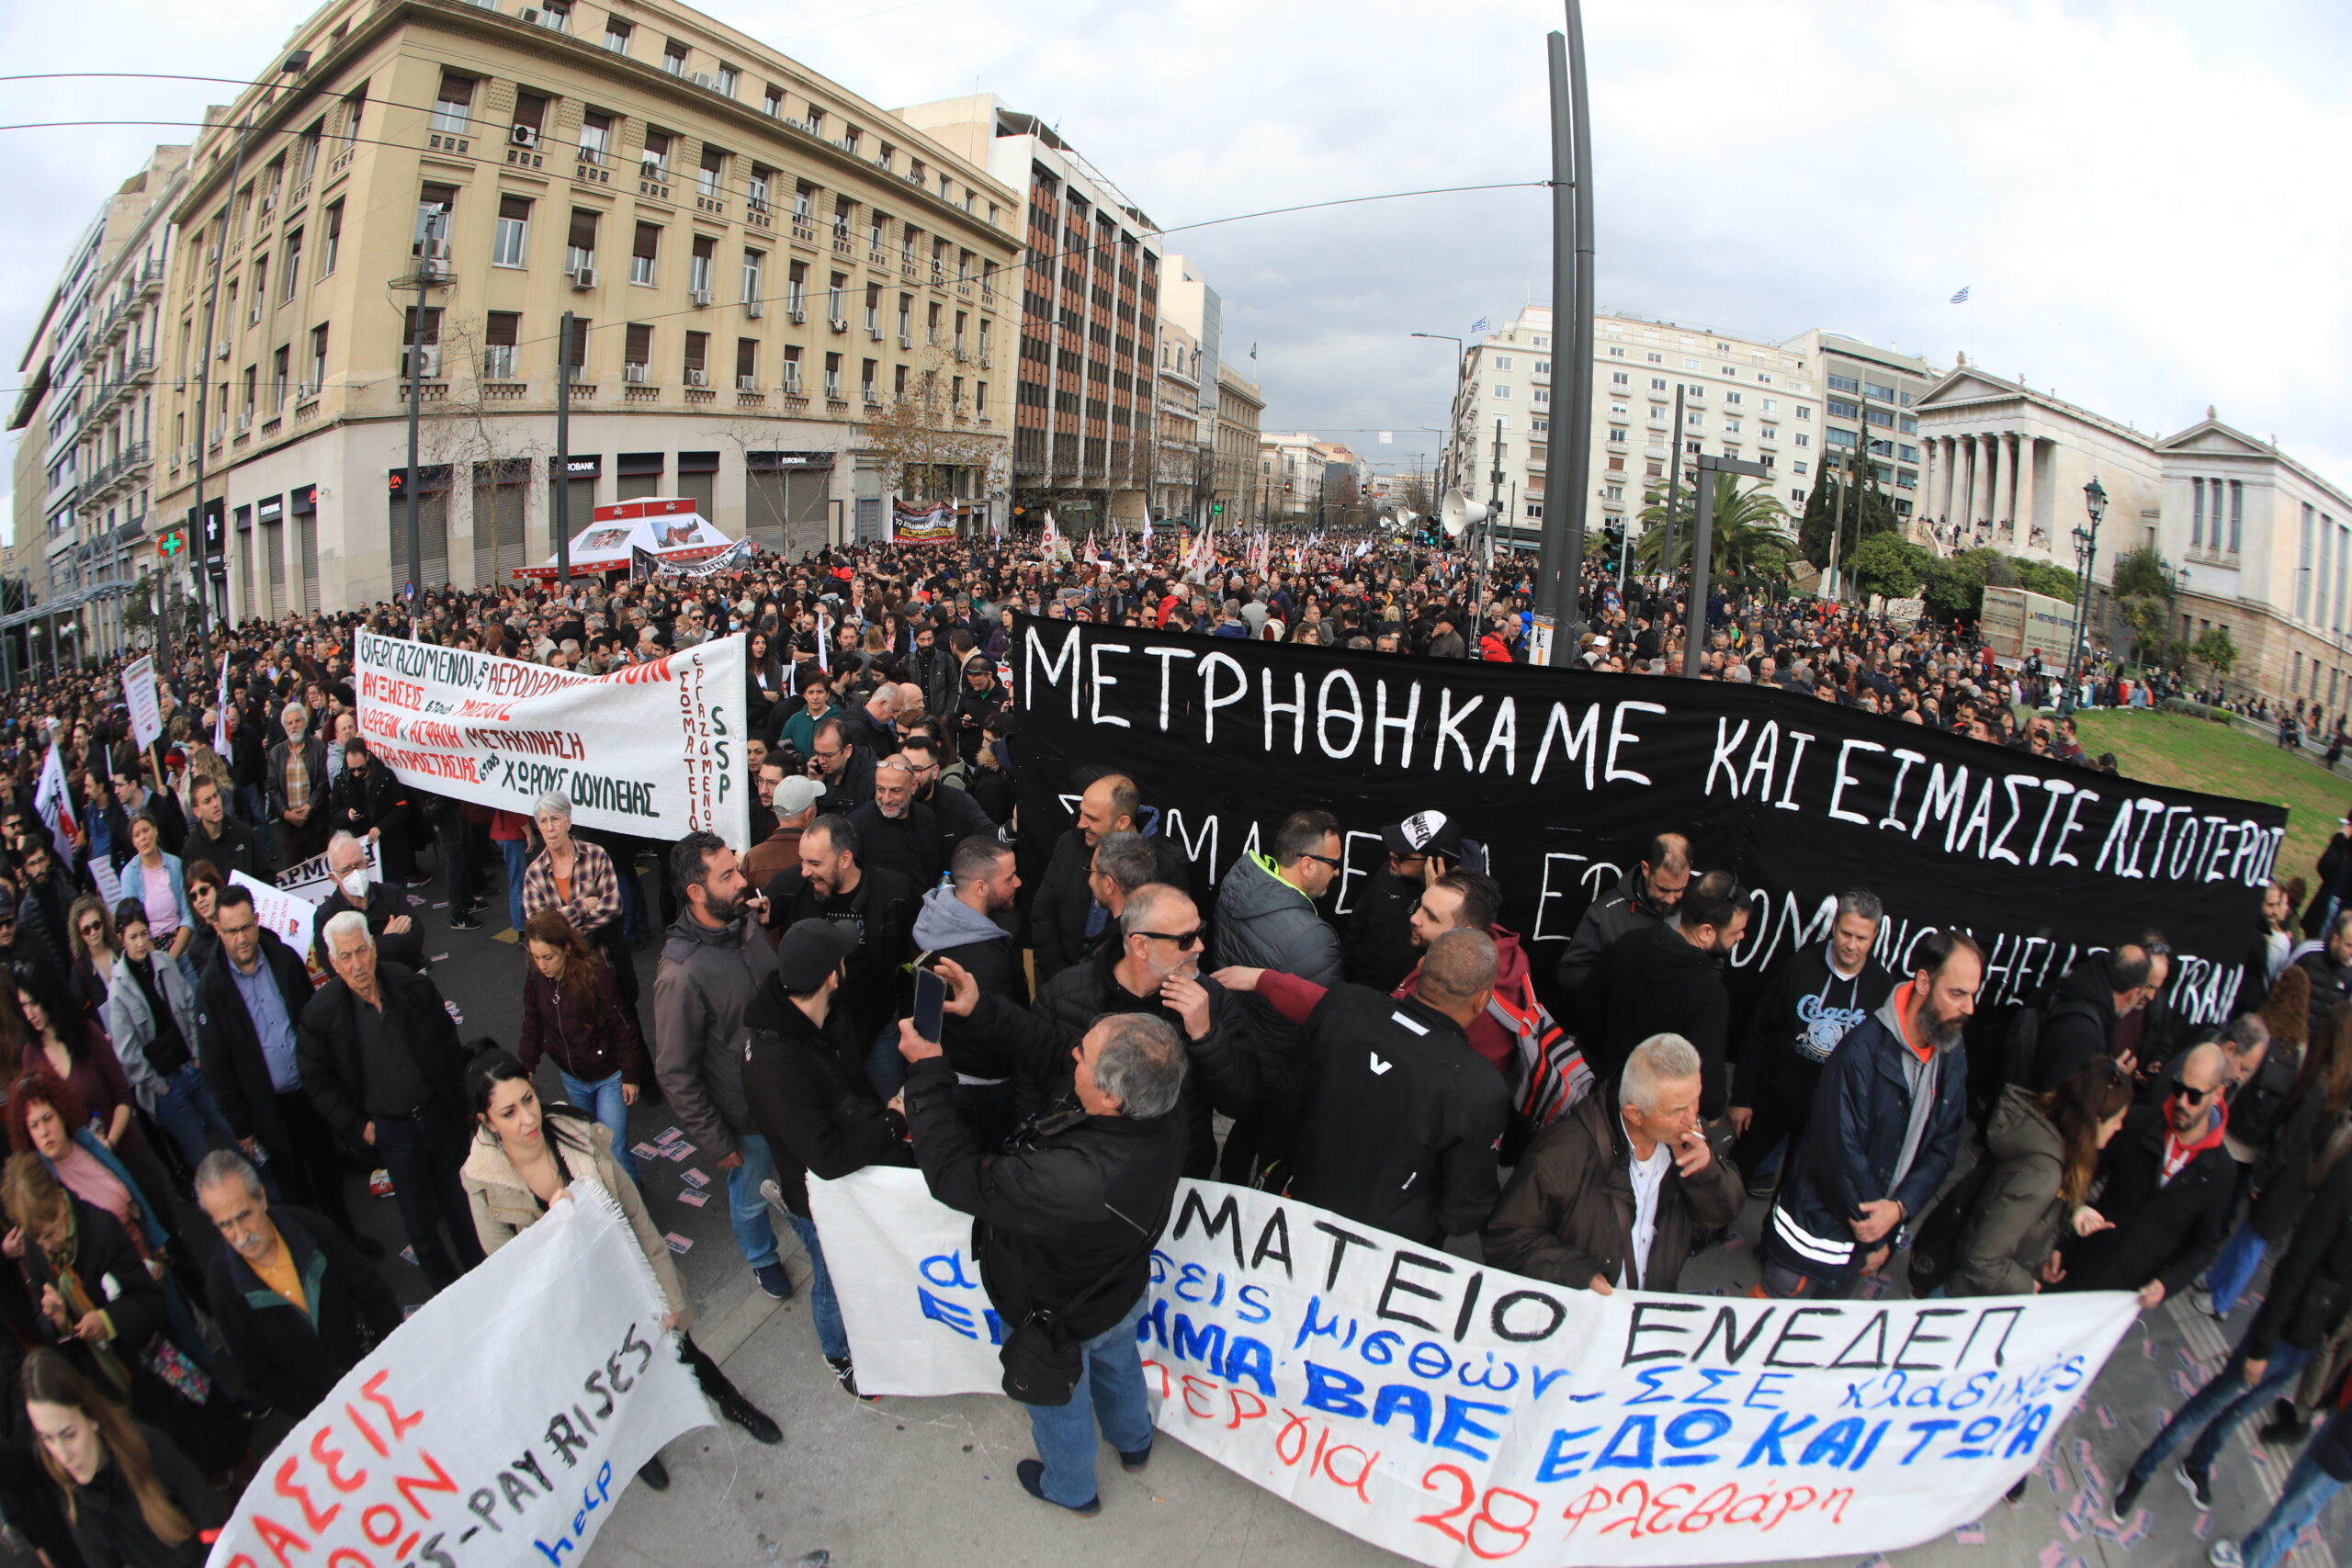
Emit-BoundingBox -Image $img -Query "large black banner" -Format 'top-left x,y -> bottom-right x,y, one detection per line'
1009,615 -> 2285,1025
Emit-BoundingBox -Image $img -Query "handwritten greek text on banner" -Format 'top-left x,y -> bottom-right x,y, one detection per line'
208,1181 -> 709,1568
353,632 -> 749,848
811,1169 -> 2136,1566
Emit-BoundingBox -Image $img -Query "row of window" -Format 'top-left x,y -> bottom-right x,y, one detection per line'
1603,344 -> 1792,387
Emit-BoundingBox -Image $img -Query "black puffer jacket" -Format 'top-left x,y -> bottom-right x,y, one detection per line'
1032,944 -> 1256,1177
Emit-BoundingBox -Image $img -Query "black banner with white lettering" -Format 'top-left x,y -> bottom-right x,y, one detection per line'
1009,616 -> 2283,1024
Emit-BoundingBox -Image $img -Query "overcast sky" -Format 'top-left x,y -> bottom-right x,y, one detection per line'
6,0 -> 2346,541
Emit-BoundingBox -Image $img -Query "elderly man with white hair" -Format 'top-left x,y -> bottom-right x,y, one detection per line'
297,909 -> 484,1292
265,700 -> 332,865
310,830 -> 425,973
1483,1032 -> 1743,1295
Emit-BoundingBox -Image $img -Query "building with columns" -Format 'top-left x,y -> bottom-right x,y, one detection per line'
1213,365 -> 1262,525
1915,365 -> 2352,706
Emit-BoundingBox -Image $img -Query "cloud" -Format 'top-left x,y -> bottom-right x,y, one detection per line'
5,0 -> 2346,541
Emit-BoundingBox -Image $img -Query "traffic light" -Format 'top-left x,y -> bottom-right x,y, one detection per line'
1210,502 -> 1224,516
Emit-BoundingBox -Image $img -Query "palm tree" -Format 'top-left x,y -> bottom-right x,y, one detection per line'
1634,475 -> 1796,581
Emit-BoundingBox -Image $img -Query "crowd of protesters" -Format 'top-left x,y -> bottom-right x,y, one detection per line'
0,532 -> 2336,1564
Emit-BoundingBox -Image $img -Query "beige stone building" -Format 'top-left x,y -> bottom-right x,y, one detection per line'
1445,305 -> 1939,548
1214,366 -> 1262,525
146,0 -> 1021,615
1915,367 -> 2352,705
7,145 -> 189,664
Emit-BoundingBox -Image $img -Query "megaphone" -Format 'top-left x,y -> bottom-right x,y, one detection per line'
1441,489 -> 1491,538
1396,508 -> 1419,529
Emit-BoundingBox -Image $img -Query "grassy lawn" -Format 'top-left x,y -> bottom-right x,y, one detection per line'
2075,710 -> 2348,887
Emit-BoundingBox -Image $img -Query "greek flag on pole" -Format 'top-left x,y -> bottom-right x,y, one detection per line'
1470,316 -> 1491,334
1950,286 -> 1971,304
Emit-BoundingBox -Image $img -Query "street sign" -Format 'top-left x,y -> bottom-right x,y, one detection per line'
198,503 -> 226,561
156,525 -> 187,558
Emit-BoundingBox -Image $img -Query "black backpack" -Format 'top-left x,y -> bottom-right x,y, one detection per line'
1905,1158 -> 1998,1295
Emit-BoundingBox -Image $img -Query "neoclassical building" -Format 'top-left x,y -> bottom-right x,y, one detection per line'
1915,364 -> 2352,705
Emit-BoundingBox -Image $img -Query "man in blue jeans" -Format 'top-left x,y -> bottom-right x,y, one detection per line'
652,831 -> 794,1302
2116,1149 -> 2352,1517
901,967 -> 1190,1515
2209,1401 -> 2352,1568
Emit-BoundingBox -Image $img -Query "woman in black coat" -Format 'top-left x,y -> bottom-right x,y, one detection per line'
24,1347 -> 224,1568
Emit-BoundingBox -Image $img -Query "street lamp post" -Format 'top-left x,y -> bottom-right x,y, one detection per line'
2061,476 -> 2108,716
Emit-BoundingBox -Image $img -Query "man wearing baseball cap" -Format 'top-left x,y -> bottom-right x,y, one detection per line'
741,917 -> 912,1396
745,769 -> 824,893
1348,810 -> 1461,994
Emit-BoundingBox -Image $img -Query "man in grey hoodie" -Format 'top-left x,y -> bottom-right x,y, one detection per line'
1210,808 -> 1345,1184
653,830 -> 791,1301
910,836 -> 1028,1146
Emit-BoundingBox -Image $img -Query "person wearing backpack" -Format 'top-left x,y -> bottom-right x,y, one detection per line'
1943,1059 -> 2134,1296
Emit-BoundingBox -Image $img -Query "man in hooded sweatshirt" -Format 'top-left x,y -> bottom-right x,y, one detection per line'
1209,809 -> 1345,1184
910,836 -> 1028,1147
1760,931 -> 1977,1299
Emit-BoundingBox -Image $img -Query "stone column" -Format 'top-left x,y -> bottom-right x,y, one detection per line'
1942,434 -> 1960,526
1984,434 -> 2006,534
2014,435 -> 2038,547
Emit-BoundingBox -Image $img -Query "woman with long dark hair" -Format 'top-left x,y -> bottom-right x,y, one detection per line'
516,908 -> 645,1183
745,627 -> 785,739
14,964 -> 139,1162
24,1348 -> 223,1567
459,1050 -> 779,1488
67,894 -> 119,1031
1950,1058 -> 2135,1296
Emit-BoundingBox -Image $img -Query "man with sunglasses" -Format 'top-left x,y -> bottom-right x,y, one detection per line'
2112,1042 -> 2343,1522
1211,809 -> 1347,1184
1023,883 -> 1255,1179
2058,1041 -> 2233,1316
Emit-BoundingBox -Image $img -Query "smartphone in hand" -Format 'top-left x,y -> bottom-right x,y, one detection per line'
912,964 -> 947,1043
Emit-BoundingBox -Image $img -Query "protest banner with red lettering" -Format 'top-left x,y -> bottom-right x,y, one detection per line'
208,1180 -> 708,1568
121,654 -> 164,751
353,631 -> 749,847
811,1168 -> 2136,1566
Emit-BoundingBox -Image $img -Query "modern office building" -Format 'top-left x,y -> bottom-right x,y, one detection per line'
894,95 -> 1160,529
143,0 -> 1021,615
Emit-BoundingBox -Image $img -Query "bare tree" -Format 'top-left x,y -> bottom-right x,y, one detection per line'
416,314 -> 548,588
857,344 -> 1007,509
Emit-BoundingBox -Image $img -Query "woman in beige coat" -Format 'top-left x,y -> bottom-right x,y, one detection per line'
460,1049 -> 783,1489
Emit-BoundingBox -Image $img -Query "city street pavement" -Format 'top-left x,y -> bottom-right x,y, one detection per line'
306,849 -> 2347,1568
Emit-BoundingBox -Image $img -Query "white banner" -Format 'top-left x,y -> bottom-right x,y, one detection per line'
354,631 -> 750,848
811,1169 -> 2137,1567
209,1180 -> 709,1568
123,655 -> 164,751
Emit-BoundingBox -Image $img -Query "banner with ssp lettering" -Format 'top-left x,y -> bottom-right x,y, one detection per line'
353,632 -> 749,848
811,1169 -> 2136,1567
208,1180 -> 709,1568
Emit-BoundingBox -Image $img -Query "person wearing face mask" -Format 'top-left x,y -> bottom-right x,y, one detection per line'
22,1348 -> 224,1568
195,1149 -> 397,1421
1554,831 -> 1691,1035
308,830 -> 424,974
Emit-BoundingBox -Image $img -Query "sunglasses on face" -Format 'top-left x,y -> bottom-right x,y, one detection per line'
1136,926 -> 1205,951
1302,853 -> 1343,871
2174,1079 -> 2219,1105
